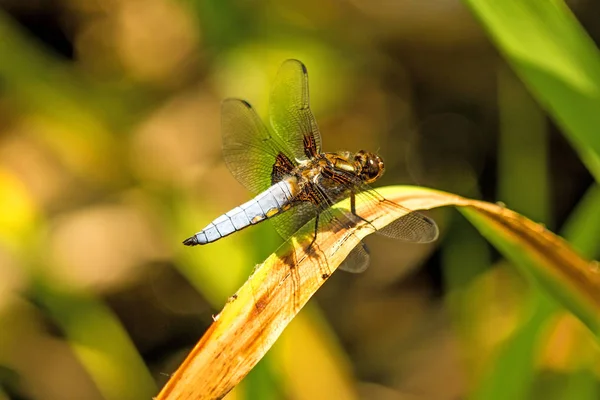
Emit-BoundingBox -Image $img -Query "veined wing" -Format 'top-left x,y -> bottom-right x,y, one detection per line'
341,243 -> 371,273
310,165 -> 438,243
268,201 -> 319,242
305,175 -> 438,272
331,177 -> 438,243
269,180 -> 371,274
221,99 -> 297,195
353,184 -> 438,243
221,98 -> 317,241
321,189 -> 437,273
269,59 -> 322,161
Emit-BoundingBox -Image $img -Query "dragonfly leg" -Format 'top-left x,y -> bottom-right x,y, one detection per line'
300,211 -> 320,258
308,212 -> 320,249
350,192 -> 377,230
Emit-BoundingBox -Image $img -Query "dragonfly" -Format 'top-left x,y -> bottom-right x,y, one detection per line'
183,59 -> 438,273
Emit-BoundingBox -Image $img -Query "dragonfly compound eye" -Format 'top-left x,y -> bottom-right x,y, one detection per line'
357,152 -> 385,183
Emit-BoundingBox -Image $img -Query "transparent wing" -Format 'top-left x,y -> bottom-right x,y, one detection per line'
317,182 -> 437,274
353,185 -> 439,243
221,99 -> 297,194
270,170 -> 437,273
269,201 -> 319,241
273,192 -> 372,273
221,98 -> 321,241
311,190 -> 375,273
339,242 -> 370,273
309,173 -> 438,245
269,59 -> 322,161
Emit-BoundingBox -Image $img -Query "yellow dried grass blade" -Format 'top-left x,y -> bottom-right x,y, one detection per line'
157,186 -> 600,400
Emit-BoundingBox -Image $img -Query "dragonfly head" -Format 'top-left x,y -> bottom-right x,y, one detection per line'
355,150 -> 385,184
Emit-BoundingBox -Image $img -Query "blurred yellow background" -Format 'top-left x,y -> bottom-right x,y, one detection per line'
0,1 -> 598,399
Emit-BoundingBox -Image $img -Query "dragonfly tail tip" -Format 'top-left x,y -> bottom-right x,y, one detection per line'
183,236 -> 199,246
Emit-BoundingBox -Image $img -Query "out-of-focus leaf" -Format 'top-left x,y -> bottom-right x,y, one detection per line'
472,66 -> 552,400
458,202 -> 598,337
272,306 -> 357,400
497,66 -> 549,225
561,184 -> 600,260
0,10 -> 153,132
0,170 -> 38,245
471,293 -> 557,400
463,0 -> 600,181
157,186 -> 600,399
32,281 -> 157,400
